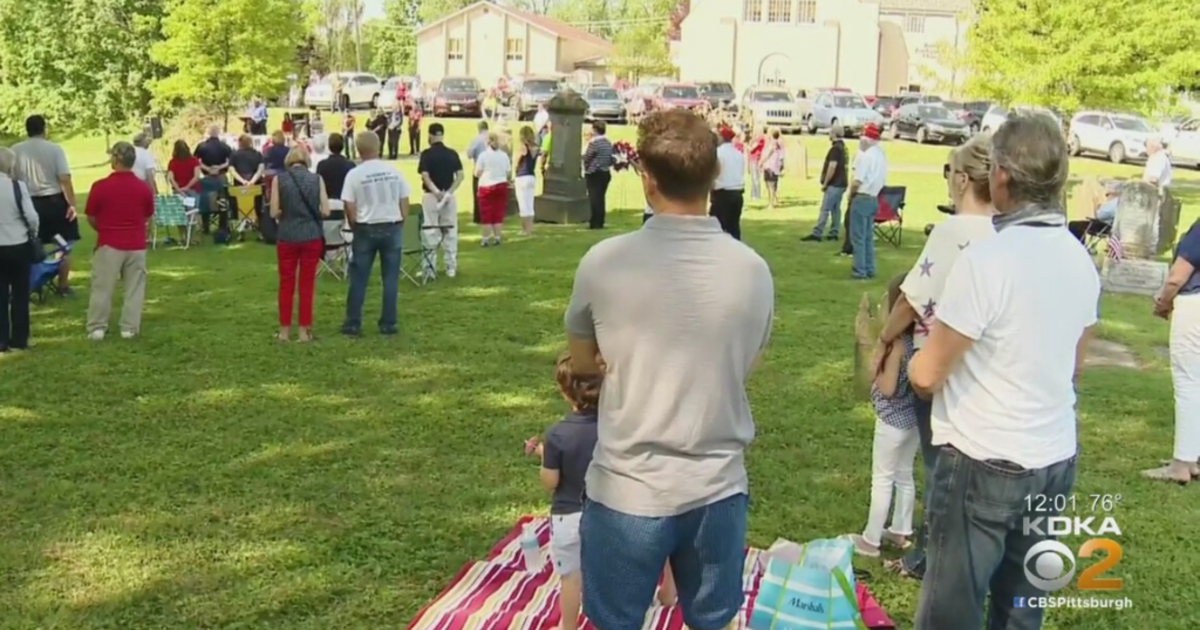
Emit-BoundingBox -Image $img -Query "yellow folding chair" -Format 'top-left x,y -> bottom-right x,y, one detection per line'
226,184 -> 263,239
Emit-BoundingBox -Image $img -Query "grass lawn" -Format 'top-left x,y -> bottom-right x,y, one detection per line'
1,118 -> 1198,630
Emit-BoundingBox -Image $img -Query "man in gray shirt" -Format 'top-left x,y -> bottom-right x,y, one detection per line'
564,110 -> 774,630
12,115 -> 79,295
466,121 -> 489,225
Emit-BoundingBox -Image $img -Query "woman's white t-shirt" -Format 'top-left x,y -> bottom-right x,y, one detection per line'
900,214 -> 997,348
476,148 -> 511,188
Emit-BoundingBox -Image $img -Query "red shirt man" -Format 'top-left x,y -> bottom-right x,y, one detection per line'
87,152 -> 155,251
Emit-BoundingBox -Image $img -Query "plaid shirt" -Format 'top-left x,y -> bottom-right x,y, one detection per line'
871,334 -> 919,431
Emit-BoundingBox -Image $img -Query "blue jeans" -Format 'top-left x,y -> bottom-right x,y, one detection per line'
812,186 -> 846,238
915,447 -> 1077,630
902,397 -> 937,576
849,195 -> 878,278
581,494 -> 748,630
343,222 -> 402,332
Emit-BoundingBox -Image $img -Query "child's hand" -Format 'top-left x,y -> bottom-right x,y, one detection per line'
524,436 -> 541,456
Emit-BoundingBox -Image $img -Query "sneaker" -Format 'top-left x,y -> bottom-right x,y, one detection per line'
481,239 -> 490,248
340,326 -> 361,338
56,286 -> 74,297
826,234 -> 839,241
838,251 -> 852,257
801,235 -> 822,242
379,325 -> 399,336
446,269 -> 457,278
120,331 -> 137,339
87,330 -> 105,341
493,238 -> 501,246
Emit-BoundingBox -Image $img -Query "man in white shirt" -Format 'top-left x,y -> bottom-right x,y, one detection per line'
908,112 -> 1099,630
1143,138 -> 1172,192
534,104 -> 551,144
847,123 -> 887,279
710,125 -> 746,239
340,131 -> 411,337
131,132 -> 159,195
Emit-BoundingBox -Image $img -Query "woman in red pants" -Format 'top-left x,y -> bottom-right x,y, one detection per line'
269,146 -> 330,342
474,132 -> 512,246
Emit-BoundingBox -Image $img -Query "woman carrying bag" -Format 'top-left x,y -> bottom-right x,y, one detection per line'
270,146 -> 330,343
0,147 -> 40,352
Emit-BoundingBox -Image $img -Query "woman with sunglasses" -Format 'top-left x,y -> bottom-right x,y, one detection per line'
870,132 -> 999,580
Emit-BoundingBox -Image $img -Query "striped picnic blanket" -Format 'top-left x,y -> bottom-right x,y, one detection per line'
405,517 -> 894,630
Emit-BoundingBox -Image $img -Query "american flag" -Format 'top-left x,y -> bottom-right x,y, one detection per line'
1107,235 -> 1124,261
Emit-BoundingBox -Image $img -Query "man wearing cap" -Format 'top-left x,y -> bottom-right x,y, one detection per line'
847,123 -> 887,279
710,125 -> 746,239
84,142 -> 156,341
803,124 -> 847,243
1068,181 -> 1120,243
417,123 -> 464,279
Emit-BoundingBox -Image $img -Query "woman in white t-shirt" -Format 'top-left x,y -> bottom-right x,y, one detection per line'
475,132 -> 512,246
875,132 -> 998,579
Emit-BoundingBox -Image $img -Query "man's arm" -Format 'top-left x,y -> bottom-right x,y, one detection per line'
909,322 -> 975,395
1074,325 -> 1096,384
1156,256 -> 1195,315
565,254 -> 602,377
448,170 -> 464,196
342,173 -> 358,225
820,149 -> 836,187
85,182 -> 100,230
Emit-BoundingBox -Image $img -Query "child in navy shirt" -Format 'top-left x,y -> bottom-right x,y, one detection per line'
527,353 -> 675,630
845,273 -> 921,557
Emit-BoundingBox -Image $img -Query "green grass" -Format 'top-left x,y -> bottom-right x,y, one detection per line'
1,118 -> 1197,630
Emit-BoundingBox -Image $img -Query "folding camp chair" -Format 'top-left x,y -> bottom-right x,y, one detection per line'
227,184 -> 263,240
320,204 -> 353,280
400,212 -> 430,286
152,194 -> 199,249
1081,219 -> 1113,255
875,186 -> 907,248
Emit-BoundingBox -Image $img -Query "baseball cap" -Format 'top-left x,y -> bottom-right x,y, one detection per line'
862,123 -> 881,141
428,123 -> 445,137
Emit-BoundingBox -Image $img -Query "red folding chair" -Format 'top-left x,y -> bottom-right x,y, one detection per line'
875,186 -> 907,247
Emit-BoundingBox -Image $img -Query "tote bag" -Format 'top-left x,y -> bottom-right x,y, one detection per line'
748,538 -> 868,630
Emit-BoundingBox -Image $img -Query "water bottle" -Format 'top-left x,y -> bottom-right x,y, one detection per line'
519,523 -> 542,572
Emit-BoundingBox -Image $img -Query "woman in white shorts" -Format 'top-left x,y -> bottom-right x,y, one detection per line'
514,126 -> 539,236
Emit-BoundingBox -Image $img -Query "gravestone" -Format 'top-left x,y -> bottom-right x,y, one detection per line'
1101,182 -> 1180,295
534,89 -> 589,224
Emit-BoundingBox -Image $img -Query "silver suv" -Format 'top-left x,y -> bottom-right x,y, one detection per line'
742,87 -> 803,133
1068,111 -> 1156,164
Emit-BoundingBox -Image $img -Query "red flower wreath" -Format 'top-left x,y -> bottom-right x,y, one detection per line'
612,140 -> 640,173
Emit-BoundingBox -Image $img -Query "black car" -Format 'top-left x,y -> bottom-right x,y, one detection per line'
696,81 -> 737,110
889,104 -> 968,144
511,77 -> 561,120
872,96 -> 901,119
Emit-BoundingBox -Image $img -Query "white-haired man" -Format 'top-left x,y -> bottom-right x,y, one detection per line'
194,124 -> 231,234
310,134 -> 330,174
846,123 -> 887,279
908,112 -> 1099,629
131,132 -> 159,195
1144,137 -> 1172,193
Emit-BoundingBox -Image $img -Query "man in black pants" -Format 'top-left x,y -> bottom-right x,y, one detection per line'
193,125 -> 233,235
710,126 -> 746,239
11,114 -> 80,295
583,121 -> 614,229
385,103 -> 404,160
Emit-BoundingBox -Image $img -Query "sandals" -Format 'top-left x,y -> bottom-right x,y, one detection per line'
883,558 -> 921,580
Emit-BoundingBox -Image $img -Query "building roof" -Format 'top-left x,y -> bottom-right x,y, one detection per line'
878,0 -> 971,13
416,1 -> 613,52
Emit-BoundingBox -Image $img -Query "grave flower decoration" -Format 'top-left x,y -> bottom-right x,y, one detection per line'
612,140 -> 640,172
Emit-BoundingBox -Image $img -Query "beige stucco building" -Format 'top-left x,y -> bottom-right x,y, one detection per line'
415,1 -> 613,87
677,0 -> 970,97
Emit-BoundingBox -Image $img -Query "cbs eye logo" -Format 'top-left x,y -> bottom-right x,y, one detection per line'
1023,539 -> 1123,591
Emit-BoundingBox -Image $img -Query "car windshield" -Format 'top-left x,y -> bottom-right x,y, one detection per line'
703,83 -> 734,95
441,79 -> 478,92
920,106 -> 953,119
754,91 -> 791,102
524,80 -> 558,94
831,95 -> 867,109
943,101 -> 963,110
1112,117 -> 1151,132
587,88 -> 619,100
663,86 -> 699,99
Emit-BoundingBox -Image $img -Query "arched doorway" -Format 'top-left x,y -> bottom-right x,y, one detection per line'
758,54 -> 791,88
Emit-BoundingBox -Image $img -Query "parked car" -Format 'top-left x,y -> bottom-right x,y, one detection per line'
872,96 -> 901,119
432,77 -> 483,117
304,72 -> 383,110
510,76 -> 562,120
1068,111 -> 1156,163
942,101 -> 990,135
888,103 -> 969,144
1168,118 -> 1200,168
979,104 -> 1062,134
378,76 -> 417,110
742,86 -> 804,133
649,83 -> 706,111
584,86 -> 627,124
897,94 -> 943,108
806,92 -> 885,136
696,81 -> 737,111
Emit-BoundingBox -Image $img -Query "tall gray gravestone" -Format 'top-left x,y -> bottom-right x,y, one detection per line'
534,89 -> 589,224
1101,182 -> 1181,296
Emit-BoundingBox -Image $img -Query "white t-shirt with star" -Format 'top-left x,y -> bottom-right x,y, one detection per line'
900,215 -> 997,349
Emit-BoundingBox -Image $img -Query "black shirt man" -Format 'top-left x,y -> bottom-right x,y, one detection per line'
316,133 -> 356,200
803,129 -> 849,243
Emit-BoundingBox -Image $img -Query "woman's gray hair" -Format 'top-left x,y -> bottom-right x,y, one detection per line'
311,134 -> 328,153
990,112 -> 1069,207
0,147 -> 14,176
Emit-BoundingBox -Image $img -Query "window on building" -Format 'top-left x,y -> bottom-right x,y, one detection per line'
904,14 -> 925,33
766,0 -> 791,22
796,0 -> 817,24
505,38 -> 524,61
447,38 -> 464,60
743,0 -> 762,22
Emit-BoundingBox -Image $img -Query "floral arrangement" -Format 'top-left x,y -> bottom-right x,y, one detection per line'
612,140 -> 640,173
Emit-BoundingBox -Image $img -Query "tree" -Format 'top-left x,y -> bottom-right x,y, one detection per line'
917,39 -> 969,99
508,0 -> 557,13
607,0 -> 678,80
962,0 -> 1200,114
364,0 -> 418,76
417,0 -> 474,24
150,0 -> 307,126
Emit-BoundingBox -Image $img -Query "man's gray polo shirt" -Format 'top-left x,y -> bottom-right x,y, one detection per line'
565,214 -> 774,517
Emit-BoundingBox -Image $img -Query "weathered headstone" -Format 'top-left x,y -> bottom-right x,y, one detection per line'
534,89 -> 589,224
1102,258 -> 1169,296
1102,182 -> 1180,295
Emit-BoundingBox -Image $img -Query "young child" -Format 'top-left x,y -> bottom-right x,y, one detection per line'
845,273 -> 921,557
526,353 -> 675,630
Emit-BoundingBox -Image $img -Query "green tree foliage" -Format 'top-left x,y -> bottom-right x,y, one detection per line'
365,0 -> 419,76
963,0 -> 1200,113
417,0 -> 475,24
608,0 -> 678,80
150,0 -> 307,122
0,0 -> 165,136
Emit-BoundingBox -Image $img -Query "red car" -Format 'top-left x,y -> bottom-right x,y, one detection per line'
649,83 -> 707,111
